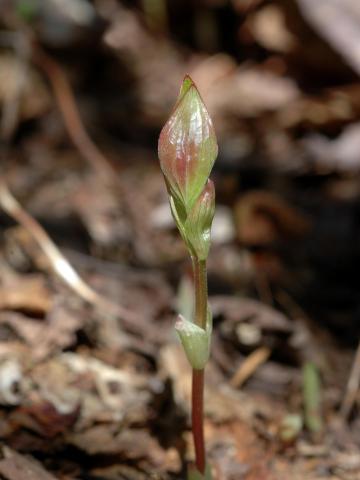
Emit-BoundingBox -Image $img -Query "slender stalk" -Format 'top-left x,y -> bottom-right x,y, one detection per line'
192,258 -> 208,474
192,369 -> 205,474
194,259 -> 207,329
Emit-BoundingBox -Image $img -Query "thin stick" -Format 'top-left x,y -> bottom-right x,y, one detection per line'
32,47 -> 116,183
0,32 -> 30,140
230,346 -> 271,389
0,181 -> 137,322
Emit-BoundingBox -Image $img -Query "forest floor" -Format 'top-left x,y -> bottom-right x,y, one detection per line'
1,1 -> 360,479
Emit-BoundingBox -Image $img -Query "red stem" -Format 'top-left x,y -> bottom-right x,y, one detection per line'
192,368 -> 205,474
191,258 -> 208,474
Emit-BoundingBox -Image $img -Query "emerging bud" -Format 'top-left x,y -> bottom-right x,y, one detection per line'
158,75 -> 218,213
184,179 -> 215,261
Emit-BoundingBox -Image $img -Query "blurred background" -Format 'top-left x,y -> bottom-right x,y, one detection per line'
1,0 -> 360,479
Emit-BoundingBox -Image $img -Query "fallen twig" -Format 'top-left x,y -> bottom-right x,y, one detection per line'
0,31 -> 31,141
230,346 -> 271,388
32,46 -> 116,183
0,180 -> 138,323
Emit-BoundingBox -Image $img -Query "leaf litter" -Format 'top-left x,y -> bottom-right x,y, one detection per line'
1,0 -> 360,478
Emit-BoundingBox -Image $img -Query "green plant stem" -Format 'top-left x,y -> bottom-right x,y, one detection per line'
194,259 -> 207,329
192,258 -> 208,474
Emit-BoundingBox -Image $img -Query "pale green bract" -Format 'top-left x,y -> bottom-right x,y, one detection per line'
175,310 -> 212,370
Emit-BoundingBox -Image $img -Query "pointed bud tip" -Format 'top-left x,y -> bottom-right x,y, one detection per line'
177,75 -> 197,104
182,74 -> 195,88
183,74 -> 194,83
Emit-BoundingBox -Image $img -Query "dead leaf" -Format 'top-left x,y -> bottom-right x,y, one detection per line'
211,296 -> 292,333
68,426 -> 180,471
0,298 -> 89,361
246,5 -> 297,52
206,68 -> 299,120
0,359 -> 23,405
0,447 -> 58,480
303,123 -> 360,172
234,191 -> 311,247
0,270 -> 52,316
296,0 -> 360,75
18,400 -> 80,438
0,54 -> 50,120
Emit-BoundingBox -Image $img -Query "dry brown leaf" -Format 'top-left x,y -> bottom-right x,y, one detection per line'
206,68 -> 299,120
16,400 -> 80,438
211,296 -> 292,333
303,123 -> 360,172
0,271 -> 52,316
72,176 -> 131,249
68,426 -> 181,471
0,54 -> 50,120
246,5 -> 297,52
0,447 -> 58,480
234,190 -> 311,247
296,0 -> 360,75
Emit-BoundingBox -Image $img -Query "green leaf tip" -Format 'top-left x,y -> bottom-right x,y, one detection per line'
303,362 -> 323,434
188,463 -> 213,480
177,75 -> 195,104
